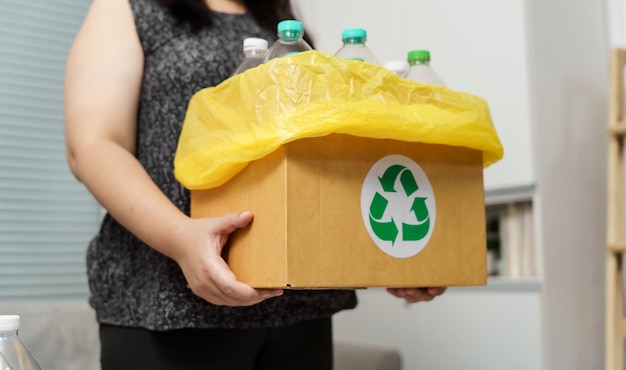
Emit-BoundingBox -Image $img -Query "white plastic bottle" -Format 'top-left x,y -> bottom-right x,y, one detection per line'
405,49 -> 445,86
334,27 -> 379,64
384,60 -> 409,77
262,20 -> 312,62
0,316 -> 41,370
231,37 -> 269,76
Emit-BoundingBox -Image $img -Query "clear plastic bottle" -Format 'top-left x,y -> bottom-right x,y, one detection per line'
405,49 -> 445,86
384,60 -> 409,77
334,27 -> 379,65
0,316 -> 41,370
0,351 -> 15,370
231,37 -> 269,76
262,20 -> 312,62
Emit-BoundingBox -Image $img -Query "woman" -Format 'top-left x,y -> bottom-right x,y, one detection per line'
64,0 -> 445,368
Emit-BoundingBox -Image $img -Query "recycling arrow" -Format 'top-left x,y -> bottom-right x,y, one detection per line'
368,164 -> 430,244
369,192 -> 399,244
402,197 -> 430,241
378,164 -> 419,196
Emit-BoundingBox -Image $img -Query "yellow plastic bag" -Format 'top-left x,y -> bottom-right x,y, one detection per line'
175,50 -> 503,190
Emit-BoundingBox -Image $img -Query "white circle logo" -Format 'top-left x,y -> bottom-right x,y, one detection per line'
360,155 -> 436,258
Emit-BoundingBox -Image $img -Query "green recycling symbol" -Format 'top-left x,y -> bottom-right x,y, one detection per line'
361,155 -> 436,258
368,164 -> 430,244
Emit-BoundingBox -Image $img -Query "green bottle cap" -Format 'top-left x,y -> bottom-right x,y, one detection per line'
277,20 -> 304,40
407,50 -> 431,62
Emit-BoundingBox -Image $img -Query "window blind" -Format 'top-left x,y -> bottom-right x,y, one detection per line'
0,0 -> 99,299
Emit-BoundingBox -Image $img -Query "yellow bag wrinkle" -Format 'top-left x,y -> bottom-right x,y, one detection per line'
175,50 -> 503,190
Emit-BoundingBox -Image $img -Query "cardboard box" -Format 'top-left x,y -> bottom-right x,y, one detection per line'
191,134 -> 486,289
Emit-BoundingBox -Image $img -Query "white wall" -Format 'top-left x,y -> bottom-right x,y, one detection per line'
333,288 -> 543,370
525,0 -> 609,368
606,0 -> 626,47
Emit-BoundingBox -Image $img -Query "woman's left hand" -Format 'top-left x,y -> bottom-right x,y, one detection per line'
386,287 -> 447,303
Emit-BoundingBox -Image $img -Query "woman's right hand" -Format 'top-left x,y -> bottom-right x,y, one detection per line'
173,211 -> 283,306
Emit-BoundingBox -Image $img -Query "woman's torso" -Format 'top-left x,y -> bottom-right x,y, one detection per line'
87,0 -> 357,330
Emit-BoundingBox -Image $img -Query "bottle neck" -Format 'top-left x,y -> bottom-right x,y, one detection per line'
278,30 -> 303,41
408,59 -> 430,66
343,37 -> 365,45
243,48 -> 266,58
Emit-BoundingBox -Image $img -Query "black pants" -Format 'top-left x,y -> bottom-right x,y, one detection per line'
99,317 -> 333,370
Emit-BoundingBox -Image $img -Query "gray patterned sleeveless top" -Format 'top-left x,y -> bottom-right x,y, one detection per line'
86,0 -> 357,330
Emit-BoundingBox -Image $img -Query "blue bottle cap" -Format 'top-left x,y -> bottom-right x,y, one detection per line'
277,20 -> 304,34
342,27 -> 367,41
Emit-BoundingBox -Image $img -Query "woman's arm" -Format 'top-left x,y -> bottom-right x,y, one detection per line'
64,0 -> 281,306
65,0 -> 179,261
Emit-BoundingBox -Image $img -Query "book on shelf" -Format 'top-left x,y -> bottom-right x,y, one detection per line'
499,201 -> 536,278
487,200 -> 536,279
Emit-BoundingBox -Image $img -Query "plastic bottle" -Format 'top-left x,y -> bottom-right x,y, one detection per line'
0,316 -> 41,370
231,37 -> 269,76
0,351 -> 15,370
384,60 -> 409,77
262,20 -> 312,62
334,27 -> 379,65
405,49 -> 445,86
